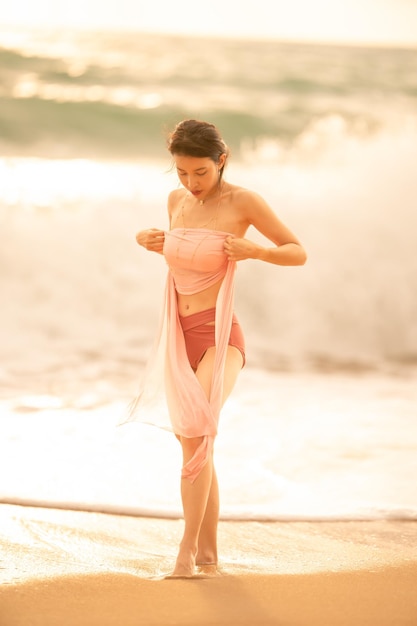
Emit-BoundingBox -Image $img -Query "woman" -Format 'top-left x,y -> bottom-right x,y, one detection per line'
131,119 -> 306,578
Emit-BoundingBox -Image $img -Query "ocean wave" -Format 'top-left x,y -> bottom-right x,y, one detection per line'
0,94 -> 414,160
1,31 -> 416,158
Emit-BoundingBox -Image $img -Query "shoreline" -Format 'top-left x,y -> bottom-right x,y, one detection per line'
1,504 -> 416,625
2,496 -> 415,522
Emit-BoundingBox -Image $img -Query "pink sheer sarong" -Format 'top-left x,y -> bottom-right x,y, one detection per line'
124,229 -> 237,483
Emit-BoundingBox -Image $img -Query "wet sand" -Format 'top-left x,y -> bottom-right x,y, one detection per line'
0,504 -> 416,625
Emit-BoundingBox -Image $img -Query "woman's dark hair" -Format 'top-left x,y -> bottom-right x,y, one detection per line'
167,119 -> 230,178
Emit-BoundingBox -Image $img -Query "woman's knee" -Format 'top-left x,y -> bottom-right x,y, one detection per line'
179,435 -> 204,460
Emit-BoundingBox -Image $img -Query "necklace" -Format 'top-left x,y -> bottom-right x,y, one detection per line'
197,185 -> 220,205
180,182 -> 223,230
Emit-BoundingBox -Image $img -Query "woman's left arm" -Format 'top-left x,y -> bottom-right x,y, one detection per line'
224,191 -> 307,266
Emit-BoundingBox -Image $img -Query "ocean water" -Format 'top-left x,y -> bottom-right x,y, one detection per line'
0,29 -> 416,520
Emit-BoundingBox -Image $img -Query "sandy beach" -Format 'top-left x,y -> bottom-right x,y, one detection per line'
0,504 -> 416,626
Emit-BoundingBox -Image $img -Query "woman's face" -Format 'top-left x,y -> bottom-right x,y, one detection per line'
174,154 -> 225,202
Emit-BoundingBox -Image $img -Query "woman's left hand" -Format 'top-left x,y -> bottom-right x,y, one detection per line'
224,236 -> 261,261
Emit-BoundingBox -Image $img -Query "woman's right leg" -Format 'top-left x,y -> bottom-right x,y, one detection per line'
195,466 -> 219,566
171,435 -> 213,577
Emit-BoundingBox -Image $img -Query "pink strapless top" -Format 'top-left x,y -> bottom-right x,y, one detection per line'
163,228 -> 231,295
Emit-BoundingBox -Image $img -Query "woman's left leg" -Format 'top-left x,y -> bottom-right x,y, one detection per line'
193,345 -> 243,569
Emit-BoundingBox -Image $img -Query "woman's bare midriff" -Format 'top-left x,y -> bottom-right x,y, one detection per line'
177,279 -> 223,318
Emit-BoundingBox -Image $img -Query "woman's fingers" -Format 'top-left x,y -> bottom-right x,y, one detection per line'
136,229 -> 165,251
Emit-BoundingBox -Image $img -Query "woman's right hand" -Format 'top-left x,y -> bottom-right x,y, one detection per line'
135,229 -> 165,254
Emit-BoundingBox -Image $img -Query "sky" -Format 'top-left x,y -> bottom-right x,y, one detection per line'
0,0 -> 417,46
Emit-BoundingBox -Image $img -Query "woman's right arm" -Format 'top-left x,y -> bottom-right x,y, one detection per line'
135,228 -> 165,254
136,189 -> 180,254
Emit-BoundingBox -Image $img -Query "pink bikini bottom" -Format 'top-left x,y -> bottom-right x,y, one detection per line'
179,307 -> 246,371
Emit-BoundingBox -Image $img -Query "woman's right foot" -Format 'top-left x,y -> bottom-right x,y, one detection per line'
169,547 -> 196,578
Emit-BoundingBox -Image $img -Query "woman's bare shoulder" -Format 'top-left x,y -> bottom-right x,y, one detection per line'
168,188 -> 185,204
167,188 -> 186,216
227,182 -> 258,199
228,183 -> 265,210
